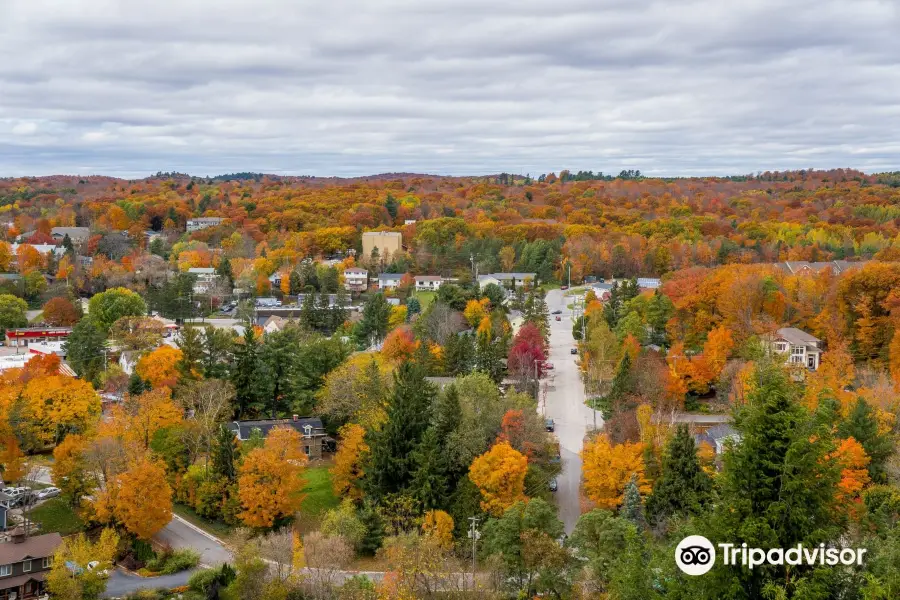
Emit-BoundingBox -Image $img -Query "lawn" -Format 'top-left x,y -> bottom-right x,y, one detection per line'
301,466 -> 339,518
414,290 -> 436,311
29,498 -> 85,535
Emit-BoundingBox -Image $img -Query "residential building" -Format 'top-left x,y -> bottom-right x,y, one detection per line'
378,273 -> 404,290
225,417 -> 332,459
50,226 -> 90,244
262,315 -> 288,334
773,260 -> 868,276
477,272 -> 536,289
9,243 -> 65,258
343,268 -> 369,292
768,327 -> 823,370
362,231 -> 403,261
414,275 -> 443,291
637,277 -> 661,289
404,219 -> 417,225
5,327 -> 72,348
186,217 -> 223,232
187,267 -> 218,294
0,531 -> 62,600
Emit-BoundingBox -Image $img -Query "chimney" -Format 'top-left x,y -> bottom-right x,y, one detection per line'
10,526 -> 26,543
292,414 -> 299,422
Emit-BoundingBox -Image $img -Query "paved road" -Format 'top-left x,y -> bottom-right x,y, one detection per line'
542,289 -> 599,534
155,514 -> 233,566
103,569 -> 197,598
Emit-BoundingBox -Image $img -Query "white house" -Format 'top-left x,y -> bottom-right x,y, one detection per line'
769,327 -> 823,371
378,273 -> 404,290
637,277 -> 661,289
477,272 -> 535,289
343,267 -> 369,292
187,267 -> 218,294
10,243 -> 65,257
186,217 -> 223,232
414,275 -> 443,291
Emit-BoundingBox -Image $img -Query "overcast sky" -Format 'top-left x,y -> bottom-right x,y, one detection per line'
1,0 -> 899,178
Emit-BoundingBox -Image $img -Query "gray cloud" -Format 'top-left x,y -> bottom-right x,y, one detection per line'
0,0 -> 899,177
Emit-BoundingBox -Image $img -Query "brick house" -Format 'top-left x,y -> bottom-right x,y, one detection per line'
0,531 -> 62,600
225,417 -> 333,459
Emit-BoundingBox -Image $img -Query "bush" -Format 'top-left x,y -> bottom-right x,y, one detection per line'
187,569 -> 219,593
132,539 -> 156,563
145,548 -> 200,575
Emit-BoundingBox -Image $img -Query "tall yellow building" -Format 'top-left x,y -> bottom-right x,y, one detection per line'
362,231 -> 403,261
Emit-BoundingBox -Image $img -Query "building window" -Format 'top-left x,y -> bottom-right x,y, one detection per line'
792,346 -> 804,355
23,559 -> 32,572
42,557 -> 52,569
0,564 -> 10,577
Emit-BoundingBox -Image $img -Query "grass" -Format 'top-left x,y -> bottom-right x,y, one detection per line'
301,466 -> 339,519
28,498 -> 85,535
414,290 -> 436,311
172,503 -> 234,540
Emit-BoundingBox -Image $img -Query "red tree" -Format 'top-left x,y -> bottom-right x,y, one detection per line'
507,322 -> 547,382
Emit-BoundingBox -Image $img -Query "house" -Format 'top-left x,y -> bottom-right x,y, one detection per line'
769,327 -> 823,371
50,227 -> 90,244
343,268 -> 369,292
414,275 -> 443,291
186,217 -> 223,232
477,273 -> 536,289
378,273 -> 404,290
637,277 -> 661,289
695,424 -> 741,455
404,219 -> 417,225
225,417 -> 332,459
9,244 -> 65,258
187,267 -> 218,294
5,327 -> 72,348
0,531 -> 62,600
773,260 -> 868,276
119,351 -> 138,376
262,315 -> 288,334
362,231 -> 403,261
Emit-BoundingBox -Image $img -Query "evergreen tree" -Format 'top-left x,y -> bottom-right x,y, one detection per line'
62,233 -> 75,255
300,291 -> 319,332
259,328 -> 300,418
216,257 -> 233,287
202,328 -> 234,379
212,425 -> 239,482
320,267 -> 340,294
127,373 -> 148,396
363,363 -> 437,497
645,425 -> 711,524
230,326 -> 269,418
288,270 -> 302,295
329,286 -> 349,332
405,297 -> 421,319
408,428 -> 449,510
64,319 -> 107,384
444,332 -> 474,376
354,293 -> 391,348
838,397 -> 893,483
621,473 -> 646,528
645,291 -> 673,346
603,353 -> 633,417
177,324 -> 204,380
385,194 -> 398,221
705,361 -> 843,598
357,503 -> 385,556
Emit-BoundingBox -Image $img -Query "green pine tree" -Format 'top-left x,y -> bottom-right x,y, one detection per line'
212,424 -> 239,482
354,293 -> 391,348
363,362 -> 437,497
621,473 -> 646,528
176,325 -> 204,380
64,319 -> 108,384
230,326 -> 269,418
645,424 -> 711,524
408,428 -> 450,510
838,397 -> 893,483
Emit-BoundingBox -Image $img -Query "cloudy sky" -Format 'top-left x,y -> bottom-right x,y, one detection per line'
1,0 -> 899,178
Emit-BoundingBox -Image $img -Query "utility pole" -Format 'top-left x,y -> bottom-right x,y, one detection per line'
567,262 -> 571,288
468,516 -> 480,585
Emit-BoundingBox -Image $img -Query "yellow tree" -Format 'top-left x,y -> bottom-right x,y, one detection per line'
831,437 -> 871,510
136,346 -> 183,389
99,388 -> 182,449
422,510 -> 454,550
803,341 -> 855,412
388,305 -> 408,329
582,434 -> 648,510
0,434 -> 26,483
111,457 -> 173,539
468,441 -> 528,516
239,427 -> 308,527
20,375 -> 101,445
52,434 -> 91,502
331,423 -> 368,501
463,298 -> 490,328
47,528 -> 120,600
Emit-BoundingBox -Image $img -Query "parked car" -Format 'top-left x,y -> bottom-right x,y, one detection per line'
87,561 -> 109,578
549,478 -> 558,492
560,285 -> 569,290
36,487 -> 61,500
570,347 -> 578,355
544,362 -> 554,370
555,316 -> 561,321
545,418 -> 555,432
551,309 -> 562,314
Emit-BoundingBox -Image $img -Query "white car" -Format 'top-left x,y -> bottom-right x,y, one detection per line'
36,487 -> 61,500
87,561 -> 109,577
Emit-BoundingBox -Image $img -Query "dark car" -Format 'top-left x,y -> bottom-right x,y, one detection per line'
545,418 -> 555,432
551,309 -> 562,314
570,347 -> 578,355
549,478 -> 558,492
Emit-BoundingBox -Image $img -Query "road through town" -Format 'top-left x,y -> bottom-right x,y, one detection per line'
542,289 -> 599,534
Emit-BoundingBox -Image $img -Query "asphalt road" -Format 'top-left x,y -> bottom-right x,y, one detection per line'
155,514 -> 233,566
103,569 -> 197,598
542,289 -> 600,534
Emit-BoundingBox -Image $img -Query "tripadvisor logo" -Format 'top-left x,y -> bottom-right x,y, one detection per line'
675,536 -> 867,576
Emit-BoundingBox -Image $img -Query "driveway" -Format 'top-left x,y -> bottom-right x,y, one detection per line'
154,514 -> 233,566
542,289 -> 600,534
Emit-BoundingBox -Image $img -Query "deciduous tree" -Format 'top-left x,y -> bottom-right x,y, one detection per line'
582,434 -> 648,510
468,441 -> 528,516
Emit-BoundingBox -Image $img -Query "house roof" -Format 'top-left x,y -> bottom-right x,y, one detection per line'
51,226 -> 90,238
0,533 -> 62,564
415,275 -> 442,282
776,327 -> 821,346
187,267 -> 216,275
226,418 -> 325,440
378,273 -> 404,281
362,231 -> 401,237
188,217 -> 223,222
344,268 -> 368,274
479,272 -> 535,282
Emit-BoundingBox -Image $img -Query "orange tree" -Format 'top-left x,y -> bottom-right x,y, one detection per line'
468,441 -> 528,516
238,426 -> 309,527
582,434 -> 648,510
